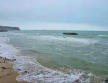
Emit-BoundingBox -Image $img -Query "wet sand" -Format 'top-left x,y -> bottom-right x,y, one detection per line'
0,57 -> 27,83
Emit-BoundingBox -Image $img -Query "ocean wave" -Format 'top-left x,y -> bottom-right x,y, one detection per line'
0,35 -> 104,83
98,35 -> 108,37
0,36 -> 95,83
14,55 -> 93,83
0,37 -> 18,59
4,32 -> 98,45
30,35 -> 98,45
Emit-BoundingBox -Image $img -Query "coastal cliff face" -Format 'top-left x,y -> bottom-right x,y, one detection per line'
0,26 -> 20,32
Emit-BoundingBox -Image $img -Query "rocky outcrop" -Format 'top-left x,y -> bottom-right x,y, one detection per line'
63,32 -> 78,35
0,26 -> 20,32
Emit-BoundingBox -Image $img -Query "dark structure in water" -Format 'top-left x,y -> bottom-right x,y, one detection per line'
63,32 -> 78,35
0,26 -> 20,32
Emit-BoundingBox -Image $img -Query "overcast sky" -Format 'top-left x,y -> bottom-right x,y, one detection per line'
0,0 -> 108,30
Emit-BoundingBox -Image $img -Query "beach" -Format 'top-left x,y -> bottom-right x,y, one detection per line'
0,57 -> 27,83
0,30 -> 108,83
0,36 -> 27,83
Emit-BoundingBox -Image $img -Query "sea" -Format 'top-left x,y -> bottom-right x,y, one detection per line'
0,30 -> 108,83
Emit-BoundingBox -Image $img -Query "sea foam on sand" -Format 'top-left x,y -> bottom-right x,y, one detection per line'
0,37 -> 18,59
0,37 -> 97,83
14,55 -> 92,83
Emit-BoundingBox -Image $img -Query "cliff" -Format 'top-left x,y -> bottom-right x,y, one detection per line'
0,26 -> 20,32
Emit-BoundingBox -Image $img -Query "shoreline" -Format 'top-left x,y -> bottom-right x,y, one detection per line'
0,37 -> 28,83
0,35 -> 106,83
0,57 -> 28,83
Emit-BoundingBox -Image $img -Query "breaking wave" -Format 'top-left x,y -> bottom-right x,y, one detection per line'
0,36 -> 98,83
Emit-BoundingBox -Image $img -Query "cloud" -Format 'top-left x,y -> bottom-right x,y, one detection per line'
0,0 -> 108,30
0,0 -> 36,12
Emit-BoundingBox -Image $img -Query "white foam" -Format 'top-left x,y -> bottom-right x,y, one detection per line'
0,36 -> 94,83
31,35 -> 98,45
0,37 -> 18,59
13,55 -> 93,83
98,35 -> 108,37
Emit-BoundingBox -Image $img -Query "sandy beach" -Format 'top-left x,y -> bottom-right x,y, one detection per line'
0,57 -> 27,83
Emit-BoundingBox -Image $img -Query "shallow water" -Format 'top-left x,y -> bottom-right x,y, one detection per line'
0,30 -> 108,83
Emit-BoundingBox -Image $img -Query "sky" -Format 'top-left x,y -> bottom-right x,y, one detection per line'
0,0 -> 108,30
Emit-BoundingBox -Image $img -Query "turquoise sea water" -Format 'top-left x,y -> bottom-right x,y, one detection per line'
3,30 -> 108,77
